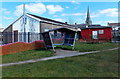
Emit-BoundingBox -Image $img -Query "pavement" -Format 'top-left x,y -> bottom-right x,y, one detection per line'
0,48 -> 118,67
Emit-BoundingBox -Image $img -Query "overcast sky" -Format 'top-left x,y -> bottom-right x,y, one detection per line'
0,1 -> 118,28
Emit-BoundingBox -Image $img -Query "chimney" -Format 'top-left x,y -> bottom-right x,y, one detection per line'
65,22 -> 67,24
75,23 -> 77,25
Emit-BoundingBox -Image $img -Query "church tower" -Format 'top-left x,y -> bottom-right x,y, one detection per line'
85,7 -> 92,26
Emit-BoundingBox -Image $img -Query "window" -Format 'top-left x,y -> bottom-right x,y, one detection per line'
99,30 -> 104,34
44,28 -> 49,32
92,31 -> 98,39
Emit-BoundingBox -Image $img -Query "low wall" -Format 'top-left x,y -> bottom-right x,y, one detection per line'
0,40 -> 45,55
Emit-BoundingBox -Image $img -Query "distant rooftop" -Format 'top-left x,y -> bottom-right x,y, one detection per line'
108,23 -> 120,26
73,24 -> 86,29
81,26 -> 111,29
73,24 -> 101,29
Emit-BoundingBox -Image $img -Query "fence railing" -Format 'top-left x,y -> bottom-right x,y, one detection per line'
1,32 -> 42,45
0,32 -> 66,45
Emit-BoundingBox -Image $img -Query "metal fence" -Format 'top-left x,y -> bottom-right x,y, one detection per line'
0,32 -> 67,45
1,32 -> 41,45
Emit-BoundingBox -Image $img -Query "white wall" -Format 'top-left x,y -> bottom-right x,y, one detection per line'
12,15 -> 40,43
13,15 -> 40,33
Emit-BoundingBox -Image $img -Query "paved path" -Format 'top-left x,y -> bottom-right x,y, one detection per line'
0,48 -> 118,67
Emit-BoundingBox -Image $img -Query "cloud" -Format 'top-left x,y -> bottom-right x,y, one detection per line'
94,20 -> 116,25
14,4 -> 23,16
91,12 -> 100,18
71,1 -> 80,5
88,8 -> 118,18
0,23 -> 4,28
54,18 -> 65,22
3,16 -> 13,20
62,13 -> 85,16
14,3 -> 64,16
46,5 -> 64,14
26,3 -> 46,14
99,8 -> 118,17
77,18 -> 82,22
66,6 -> 69,9
0,23 -> 2,27
0,8 -> 10,14
75,6 -> 80,9
14,3 -> 46,16
53,15 -> 58,17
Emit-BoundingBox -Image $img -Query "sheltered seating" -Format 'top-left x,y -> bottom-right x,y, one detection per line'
41,27 -> 78,52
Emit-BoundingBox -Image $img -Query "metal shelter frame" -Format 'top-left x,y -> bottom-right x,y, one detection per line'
41,28 -> 78,52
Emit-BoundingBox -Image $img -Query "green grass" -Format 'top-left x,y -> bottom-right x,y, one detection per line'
1,42 -> 118,64
1,48 -> 54,64
61,42 -> 118,52
2,49 -> 119,77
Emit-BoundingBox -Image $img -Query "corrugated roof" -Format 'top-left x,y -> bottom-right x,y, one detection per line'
41,27 -> 77,34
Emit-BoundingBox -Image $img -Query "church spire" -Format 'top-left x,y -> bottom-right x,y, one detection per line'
85,6 -> 92,26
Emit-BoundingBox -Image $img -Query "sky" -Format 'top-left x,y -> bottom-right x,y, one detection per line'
0,1 -> 118,28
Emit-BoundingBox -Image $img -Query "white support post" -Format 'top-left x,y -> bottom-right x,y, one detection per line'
72,32 -> 77,50
49,32 -> 56,53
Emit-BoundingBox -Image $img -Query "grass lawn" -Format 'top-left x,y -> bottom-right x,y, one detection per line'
1,48 -> 54,64
1,42 -> 118,64
62,42 -> 118,52
2,49 -> 118,77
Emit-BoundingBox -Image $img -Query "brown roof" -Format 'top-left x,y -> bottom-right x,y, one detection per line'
108,23 -> 120,26
27,13 -> 69,25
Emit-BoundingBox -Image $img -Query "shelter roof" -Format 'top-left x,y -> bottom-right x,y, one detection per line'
41,27 -> 77,34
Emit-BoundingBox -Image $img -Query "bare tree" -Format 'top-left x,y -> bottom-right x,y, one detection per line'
67,16 -> 75,24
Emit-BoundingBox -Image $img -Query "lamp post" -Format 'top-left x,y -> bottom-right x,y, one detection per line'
113,27 -> 116,43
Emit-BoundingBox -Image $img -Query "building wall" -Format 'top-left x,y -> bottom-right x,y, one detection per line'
108,23 -> 120,41
41,22 -> 53,33
13,15 -> 40,33
12,15 -> 40,43
40,22 -> 63,40
81,28 -> 112,41
0,28 -> 4,45
3,25 -> 13,44
41,22 -> 62,33
3,15 -> 67,44
0,32 -> 3,45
